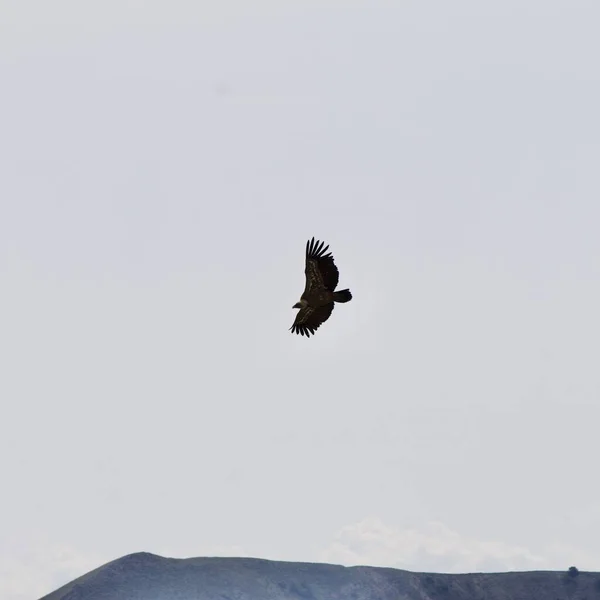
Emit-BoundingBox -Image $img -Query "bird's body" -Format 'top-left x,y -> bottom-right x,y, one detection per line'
290,237 -> 352,337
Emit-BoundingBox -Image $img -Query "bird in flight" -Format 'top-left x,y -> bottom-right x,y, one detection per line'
290,237 -> 352,337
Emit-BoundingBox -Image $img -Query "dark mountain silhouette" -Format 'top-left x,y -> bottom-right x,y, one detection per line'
39,552 -> 600,600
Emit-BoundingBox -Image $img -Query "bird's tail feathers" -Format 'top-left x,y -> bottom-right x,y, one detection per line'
333,289 -> 352,303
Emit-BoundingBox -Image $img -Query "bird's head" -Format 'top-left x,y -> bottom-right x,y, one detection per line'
292,299 -> 307,309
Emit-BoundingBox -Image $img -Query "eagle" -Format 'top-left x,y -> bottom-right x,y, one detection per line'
290,237 -> 353,337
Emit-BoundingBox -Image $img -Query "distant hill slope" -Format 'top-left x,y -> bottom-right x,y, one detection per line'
39,552 -> 600,600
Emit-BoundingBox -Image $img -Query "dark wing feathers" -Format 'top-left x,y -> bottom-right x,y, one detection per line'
306,237 -> 330,259
305,236 -> 339,291
290,303 -> 335,337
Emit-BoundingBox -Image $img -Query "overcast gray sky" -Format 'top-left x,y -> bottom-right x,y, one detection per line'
2,1 -> 600,598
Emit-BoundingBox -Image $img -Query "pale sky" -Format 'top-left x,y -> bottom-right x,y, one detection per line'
2,1 -> 600,598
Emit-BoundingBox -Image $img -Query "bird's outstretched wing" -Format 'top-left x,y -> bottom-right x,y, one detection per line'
290,303 -> 335,337
303,237 -> 339,295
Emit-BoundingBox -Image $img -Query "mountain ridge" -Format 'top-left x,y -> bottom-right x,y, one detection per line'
39,551 -> 600,600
